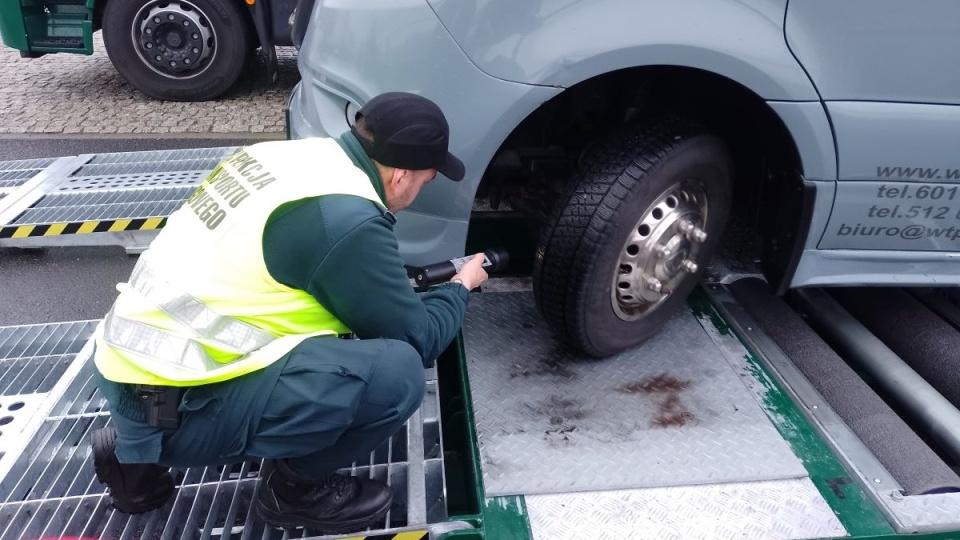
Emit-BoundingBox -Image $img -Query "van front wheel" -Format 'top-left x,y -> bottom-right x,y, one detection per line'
533,119 -> 733,357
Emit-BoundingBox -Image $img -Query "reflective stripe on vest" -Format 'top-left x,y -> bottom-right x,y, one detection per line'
102,257 -> 277,372
103,308 -> 222,374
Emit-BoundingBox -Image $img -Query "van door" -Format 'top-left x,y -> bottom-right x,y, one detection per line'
785,0 -> 960,282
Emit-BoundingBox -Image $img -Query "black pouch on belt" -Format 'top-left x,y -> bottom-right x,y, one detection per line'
134,384 -> 184,429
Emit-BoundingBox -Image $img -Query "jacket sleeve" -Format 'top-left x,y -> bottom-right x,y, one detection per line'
309,216 -> 469,364
262,197 -> 469,366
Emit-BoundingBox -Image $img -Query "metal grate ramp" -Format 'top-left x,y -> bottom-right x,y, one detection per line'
0,158 -> 57,197
0,322 -> 448,540
0,148 -> 238,251
0,321 -> 98,463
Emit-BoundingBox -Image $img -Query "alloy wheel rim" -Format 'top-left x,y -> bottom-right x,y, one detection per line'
610,180 -> 710,321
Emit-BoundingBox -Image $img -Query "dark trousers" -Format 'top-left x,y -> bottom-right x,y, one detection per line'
105,337 -> 426,479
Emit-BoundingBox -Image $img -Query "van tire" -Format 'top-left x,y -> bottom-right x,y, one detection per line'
533,118 -> 733,357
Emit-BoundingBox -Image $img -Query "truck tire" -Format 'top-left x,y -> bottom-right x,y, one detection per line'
533,119 -> 733,357
102,0 -> 251,101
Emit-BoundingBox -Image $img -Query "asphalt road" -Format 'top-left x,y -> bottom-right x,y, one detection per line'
0,137 -> 267,326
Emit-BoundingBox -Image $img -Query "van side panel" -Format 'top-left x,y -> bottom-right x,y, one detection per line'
785,0 -> 960,104
428,0 -> 818,101
786,2 -> 960,283
818,102 -> 960,252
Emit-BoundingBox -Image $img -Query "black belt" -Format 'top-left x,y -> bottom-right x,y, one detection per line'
134,384 -> 183,429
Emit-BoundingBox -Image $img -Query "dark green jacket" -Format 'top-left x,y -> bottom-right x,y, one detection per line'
262,132 -> 468,365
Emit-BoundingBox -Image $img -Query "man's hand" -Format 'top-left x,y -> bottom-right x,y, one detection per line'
451,253 -> 489,290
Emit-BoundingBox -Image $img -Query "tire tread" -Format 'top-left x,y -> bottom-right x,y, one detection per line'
533,118 -> 714,356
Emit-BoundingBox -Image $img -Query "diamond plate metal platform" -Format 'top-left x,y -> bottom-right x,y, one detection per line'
0,321 -> 451,540
0,148 -> 237,251
463,292 -> 807,496
525,478 -> 846,540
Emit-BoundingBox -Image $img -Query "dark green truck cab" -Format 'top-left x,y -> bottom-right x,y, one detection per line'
0,0 -> 313,101
0,0 -> 92,53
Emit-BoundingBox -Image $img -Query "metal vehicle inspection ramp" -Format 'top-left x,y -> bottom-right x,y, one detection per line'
0,148 -> 238,252
0,320 -> 457,540
457,283 -> 960,539
2,281 -> 960,539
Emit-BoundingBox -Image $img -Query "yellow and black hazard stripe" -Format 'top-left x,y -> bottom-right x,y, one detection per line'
340,532 -> 428,540
0,218 -> 167,239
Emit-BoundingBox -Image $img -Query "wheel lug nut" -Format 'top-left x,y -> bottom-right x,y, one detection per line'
645,277 -> 663,293
654,245 -> 672,259
681,260 -> 699,273
678,219 -> 707,242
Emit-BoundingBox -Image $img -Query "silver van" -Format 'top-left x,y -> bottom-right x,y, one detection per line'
288,0 -> 960,356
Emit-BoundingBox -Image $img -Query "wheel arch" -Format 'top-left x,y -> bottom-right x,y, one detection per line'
474,64 -> 826,291
431,0 -> 817,102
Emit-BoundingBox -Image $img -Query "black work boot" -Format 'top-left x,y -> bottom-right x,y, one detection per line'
255,459 -> 392,532
92,427 -> 175,513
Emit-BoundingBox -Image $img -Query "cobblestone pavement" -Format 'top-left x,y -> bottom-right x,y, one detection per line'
0,32 -> 298,135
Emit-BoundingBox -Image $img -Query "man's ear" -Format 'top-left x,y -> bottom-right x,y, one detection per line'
391,168 -> 409,187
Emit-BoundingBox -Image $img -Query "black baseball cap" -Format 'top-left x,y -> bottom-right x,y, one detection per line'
350,92 -> 465,182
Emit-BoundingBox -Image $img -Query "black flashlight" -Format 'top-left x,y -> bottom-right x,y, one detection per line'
411,248 -> 510,288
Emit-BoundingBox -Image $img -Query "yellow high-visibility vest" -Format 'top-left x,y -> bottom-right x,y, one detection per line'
94,138 -> 384,386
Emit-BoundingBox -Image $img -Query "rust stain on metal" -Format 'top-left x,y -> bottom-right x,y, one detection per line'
652,394 -> 695,427
618,374 -> 690,394
619,374 -> 695,428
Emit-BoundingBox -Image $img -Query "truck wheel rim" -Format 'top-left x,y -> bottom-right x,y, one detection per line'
610,180 -> 709,321
133,0 -> 217,78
